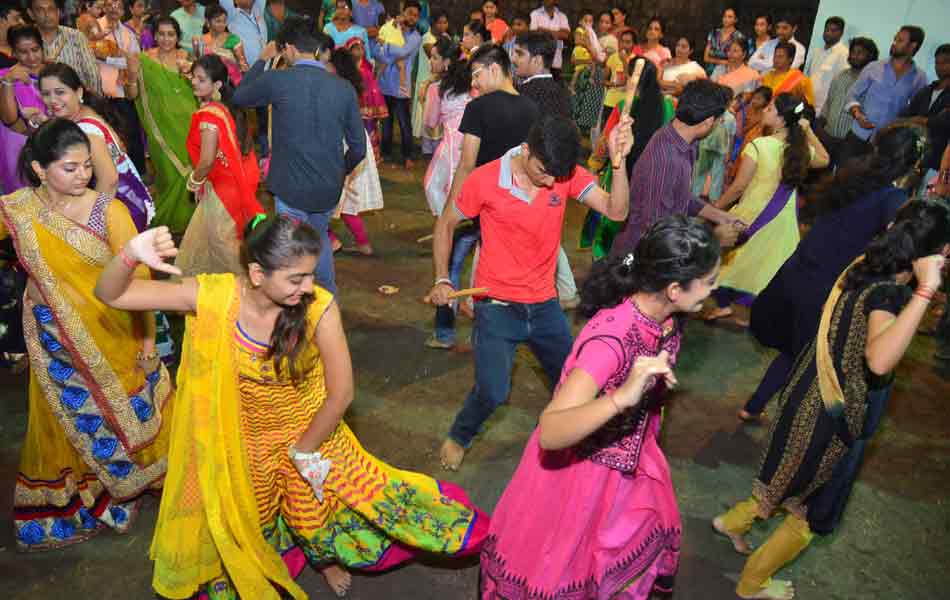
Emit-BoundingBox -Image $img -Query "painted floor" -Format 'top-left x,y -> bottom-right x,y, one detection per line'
0,162 -> 948,599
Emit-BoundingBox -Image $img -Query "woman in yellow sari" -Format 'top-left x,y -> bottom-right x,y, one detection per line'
94,215 -> 488,599
1,118 -> 172,552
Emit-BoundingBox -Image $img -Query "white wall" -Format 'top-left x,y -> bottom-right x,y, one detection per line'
809,0 -> 950,80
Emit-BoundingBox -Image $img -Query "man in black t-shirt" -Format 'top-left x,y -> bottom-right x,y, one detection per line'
427,44 -> 539,350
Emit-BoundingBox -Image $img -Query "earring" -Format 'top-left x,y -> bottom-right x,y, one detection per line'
212,88 -> 221,102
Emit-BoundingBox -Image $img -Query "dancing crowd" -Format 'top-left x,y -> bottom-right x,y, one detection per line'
1,0 -> 948,599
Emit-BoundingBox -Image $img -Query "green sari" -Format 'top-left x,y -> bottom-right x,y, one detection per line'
135,55 -> 197,234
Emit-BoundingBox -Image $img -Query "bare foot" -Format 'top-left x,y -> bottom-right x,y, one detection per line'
404,159 -> 415,170
320,564 -> 352,597
331,238 -> 343,253
738,579 -> 795,599
439,438 -> 465,471
704,306 -> 734,321
355,243 -> 374,256
713,516 -> 753,555
737,409 -> 765,423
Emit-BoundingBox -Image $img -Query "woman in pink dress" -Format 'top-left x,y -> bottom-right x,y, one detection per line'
422,38 -> 472,216
481,215 -> 722,599
344,36 -> 387,160
0,26 -> 46,193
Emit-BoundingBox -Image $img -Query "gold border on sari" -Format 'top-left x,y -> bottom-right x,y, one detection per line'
137,57 -> 192,178
0,189 -> 170,498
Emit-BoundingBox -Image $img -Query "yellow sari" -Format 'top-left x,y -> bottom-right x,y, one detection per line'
152,274 -> 487,599
0,188 -> 173,552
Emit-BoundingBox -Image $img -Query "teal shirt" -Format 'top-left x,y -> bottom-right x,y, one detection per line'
171,4 -> 206,53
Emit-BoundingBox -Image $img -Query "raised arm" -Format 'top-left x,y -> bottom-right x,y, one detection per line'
580,114 -> 634,221
95,227 -> 199,314
374,31 -> 422,65
232,53 -> 273,107
865,255 -> 945,375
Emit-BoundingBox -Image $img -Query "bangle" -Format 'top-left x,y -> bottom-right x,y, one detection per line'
1,79 -> 14,87
136,350 -> 158,361
118,247 -> 137,269
914,287 -> 935,302
186,170 -> 207,192
606,392 -> 623,416
434,277 -> 454,288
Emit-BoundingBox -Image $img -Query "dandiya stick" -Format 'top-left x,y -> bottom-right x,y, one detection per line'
423,287 -> 489,304
417,233 -> 434,243
612,57 -> 645,170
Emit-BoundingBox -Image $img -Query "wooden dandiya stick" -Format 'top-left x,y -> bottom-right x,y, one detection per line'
423,287 -> 489,304
416,233 -> 434,243
613,57 -> 646,169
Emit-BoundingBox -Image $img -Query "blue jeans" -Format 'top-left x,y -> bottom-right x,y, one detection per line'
447,297 -> 573,448
434,223 -> 481,344
274,198 -> 337,295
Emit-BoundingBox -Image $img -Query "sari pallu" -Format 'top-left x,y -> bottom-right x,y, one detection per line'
0,69 -> 45,194
753,279 -> 891,521
134,54 -> 197,234
0,188 -> 172,551
176,103 -> 262,277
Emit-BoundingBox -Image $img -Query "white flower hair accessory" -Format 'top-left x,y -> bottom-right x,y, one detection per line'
794,102 -> 805,114
623,253 -> 635,268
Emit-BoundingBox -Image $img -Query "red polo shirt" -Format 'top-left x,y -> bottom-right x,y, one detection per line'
455,147 -> 597,303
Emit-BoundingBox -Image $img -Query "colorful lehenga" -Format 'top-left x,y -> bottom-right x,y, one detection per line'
0,188 -> 173,552
150,274 -> 488,600
133,54 -> 198,234
423,85 -> 472,216
175,103 -> 262,277
482,299 -> 682,599
0,69 -> 44,194
355,53 -> 389,159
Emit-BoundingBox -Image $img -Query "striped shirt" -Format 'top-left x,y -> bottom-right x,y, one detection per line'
44,26 -> 102,94
609,123 -> 707,258
821,67 -> 861,140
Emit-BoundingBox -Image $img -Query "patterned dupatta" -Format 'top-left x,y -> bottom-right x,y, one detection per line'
0,188 -> 170,499
151,274 -> 306,600
187,103 -> 262,239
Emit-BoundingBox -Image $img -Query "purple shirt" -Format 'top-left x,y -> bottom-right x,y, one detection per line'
352,0 -> 385,30
609,123 -> 707,258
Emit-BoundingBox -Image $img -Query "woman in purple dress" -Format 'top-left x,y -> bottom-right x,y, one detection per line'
481,215 -> 722,599
0,26 -> 46,193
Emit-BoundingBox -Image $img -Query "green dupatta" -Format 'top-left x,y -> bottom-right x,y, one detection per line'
135,55 -> 198,234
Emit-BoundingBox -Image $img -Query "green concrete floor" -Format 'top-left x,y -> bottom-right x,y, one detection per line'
0,161 -> 948,599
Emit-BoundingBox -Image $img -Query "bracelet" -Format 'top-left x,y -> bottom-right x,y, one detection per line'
1,79 -> 14,87
914,287 -> 935,302
606,392 -> 623,416
186,170 -> 207,192
434,277 -> 454,288
118,247 -> 138,269
136,350 -> 158,361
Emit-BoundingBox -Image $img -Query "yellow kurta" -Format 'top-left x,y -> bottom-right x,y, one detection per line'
717,137 -> 805,296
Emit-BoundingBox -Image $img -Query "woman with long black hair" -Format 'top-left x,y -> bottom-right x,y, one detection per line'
715,201 -> 949,600
706,92 -> 829,323
740,121 -> 926,420
582,56 -> 673,259
175,54 -> 263,277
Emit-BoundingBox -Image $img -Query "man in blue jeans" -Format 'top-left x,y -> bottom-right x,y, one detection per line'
429,115 -> 634,470
233,18 -> 365,294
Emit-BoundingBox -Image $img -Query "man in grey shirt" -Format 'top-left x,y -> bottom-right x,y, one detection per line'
234,17 -> 365,294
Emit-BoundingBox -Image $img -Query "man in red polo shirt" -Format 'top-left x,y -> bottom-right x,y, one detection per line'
429,114 -> 633,470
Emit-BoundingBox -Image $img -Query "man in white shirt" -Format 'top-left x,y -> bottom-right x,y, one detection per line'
528,0 -> 569,79
749,13 -> 806,73
806,16 -> 849,111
